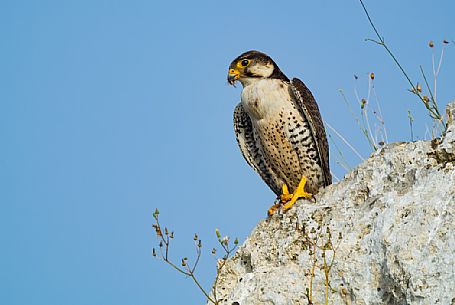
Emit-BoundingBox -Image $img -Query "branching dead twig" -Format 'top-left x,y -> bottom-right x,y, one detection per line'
152,209 -> 238,305
301,224 -> 342,305
324,120 -> 365,162
211,229 -> 238,303
358,0 -> 445,130
340,88 -> 376,151
407,110 -> 414,141
327,132 -> 352,173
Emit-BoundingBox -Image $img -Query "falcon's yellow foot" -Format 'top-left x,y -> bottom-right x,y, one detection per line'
268,184 -> 292,216
279,183 -> 293,202
267,203 -> 281,217
282,176 -> 313,212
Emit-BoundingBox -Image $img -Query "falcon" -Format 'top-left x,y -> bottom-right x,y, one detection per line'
227,50 -> 331,215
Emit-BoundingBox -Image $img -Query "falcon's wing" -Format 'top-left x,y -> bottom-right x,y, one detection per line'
289,78 -> 332,186
234,103 -> 281,195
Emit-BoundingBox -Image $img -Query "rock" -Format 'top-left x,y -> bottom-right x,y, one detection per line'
210,102 -> 455,305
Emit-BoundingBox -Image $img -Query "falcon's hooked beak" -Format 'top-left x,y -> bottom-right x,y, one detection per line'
227,68 -> 240,86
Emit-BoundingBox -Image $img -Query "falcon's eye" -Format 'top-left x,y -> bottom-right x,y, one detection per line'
240,59 -> 250,67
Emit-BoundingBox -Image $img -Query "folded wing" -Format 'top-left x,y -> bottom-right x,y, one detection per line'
233,103 -> 281,195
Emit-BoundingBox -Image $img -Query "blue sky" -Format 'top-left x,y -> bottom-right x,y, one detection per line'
1,1 -> 454,304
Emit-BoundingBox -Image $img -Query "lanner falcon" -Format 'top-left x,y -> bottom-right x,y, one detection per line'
227,50 -> 331,215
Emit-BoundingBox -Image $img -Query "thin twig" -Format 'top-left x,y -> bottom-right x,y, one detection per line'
327,132 -> 351,172
407,110 -> 414,141
371,86 -> 388,143
419,66 -> 440,120
364,78 -> 377,148
330,171 -> 340,182
152,213 -> 219,304
433,45 -> 445,103
359,0 -> 445,130
341,88 -> 377,149
324,121 -> 365,161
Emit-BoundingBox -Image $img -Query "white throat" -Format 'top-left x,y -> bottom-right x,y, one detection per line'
240,78 -> 291,121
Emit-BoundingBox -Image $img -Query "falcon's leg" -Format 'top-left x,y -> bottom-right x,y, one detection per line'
267,202 -> 281,216
280,183 -> 293,202
268,184 -> 293,216
282,176 -> 312,211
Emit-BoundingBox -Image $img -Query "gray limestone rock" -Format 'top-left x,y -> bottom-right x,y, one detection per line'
210,102 -> 455,305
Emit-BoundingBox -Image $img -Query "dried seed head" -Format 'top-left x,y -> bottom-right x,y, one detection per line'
198,240 -> 202,248
152,248 -> 156,257
181,259 -> 186,267
170,232 -> 174,239
153,208 -> 159,219
211,248 -> 217,255
222,236 -> 229,244
416,83 -> 422,93
429,40 -> 434,48
159,241 -> 163,248
407,110 -> 414,121
165,227 -> 169,236
361,98 -> 367,110
194,233 -> 198,241
370,72 -> 375,80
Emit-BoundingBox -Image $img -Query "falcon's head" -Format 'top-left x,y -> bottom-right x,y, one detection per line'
227,50 -> 289,87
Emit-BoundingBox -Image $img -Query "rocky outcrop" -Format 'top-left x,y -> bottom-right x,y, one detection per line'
211,102 -> 455,305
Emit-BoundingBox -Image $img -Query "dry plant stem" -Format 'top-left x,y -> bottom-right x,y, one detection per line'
305,225 -> 341,305
340,89 -> 376,150
424,124 -> 432,141
189,272 -> 214,304
308,233 -> 319,304
162,246 -> 214,303
325,121 -> 365,161
359,0 -> 444,129
212,242 -> 237,304
372,86 -> 388,142
432,46 -> 445,103
420,66 -> 437,113
153,214 -> 217,304
408,110 -> 414,141
327,132 -> 351,172
212,258 -> 226,303
364,78 -> 377,148
323,244 -> 338,305
330,171 -> 340,182
420,66 -> 444,136
213,232 -> 238,304
323,249 -> 329,305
